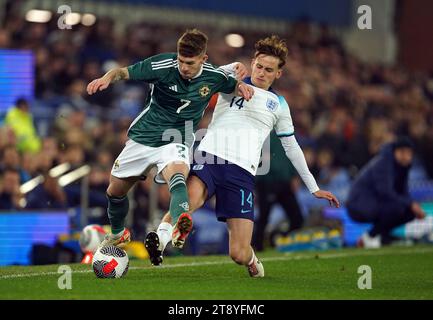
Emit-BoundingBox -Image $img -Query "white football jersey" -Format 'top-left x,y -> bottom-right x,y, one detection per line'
198,82 -> 294,176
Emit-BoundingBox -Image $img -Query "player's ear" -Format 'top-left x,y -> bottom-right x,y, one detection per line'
201,54 -> 208,64
275,69 -> 282,79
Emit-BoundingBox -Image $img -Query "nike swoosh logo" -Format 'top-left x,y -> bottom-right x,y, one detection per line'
241,209 -> 252,213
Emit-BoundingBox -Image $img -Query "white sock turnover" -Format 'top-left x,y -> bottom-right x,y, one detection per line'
157,222 -> 173,252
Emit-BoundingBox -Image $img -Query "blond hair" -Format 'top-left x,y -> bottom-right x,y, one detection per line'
254,35 -> 288,68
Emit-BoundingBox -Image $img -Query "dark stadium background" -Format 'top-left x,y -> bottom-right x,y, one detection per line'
1,0 -> 433,267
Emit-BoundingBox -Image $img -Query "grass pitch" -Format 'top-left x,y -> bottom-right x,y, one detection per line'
1,245 -> 433,300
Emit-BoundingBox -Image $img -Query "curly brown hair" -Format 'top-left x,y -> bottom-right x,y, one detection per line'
254,35 -> 288,68
177,29 -> 208,57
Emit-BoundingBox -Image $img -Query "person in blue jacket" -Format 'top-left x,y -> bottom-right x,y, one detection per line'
346,136 -> 426,248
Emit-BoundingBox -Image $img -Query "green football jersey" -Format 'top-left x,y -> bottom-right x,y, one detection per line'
126,53 -> 237,147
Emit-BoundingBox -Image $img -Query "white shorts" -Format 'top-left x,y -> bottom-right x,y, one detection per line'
111,139 -> 190,184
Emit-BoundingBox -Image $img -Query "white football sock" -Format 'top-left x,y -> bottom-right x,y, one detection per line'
157,222 -> 173,252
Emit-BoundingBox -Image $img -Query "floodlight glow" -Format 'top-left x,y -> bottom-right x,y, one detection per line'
225,34 -> 245,48
81,13 -> 96,26
65,13 -> 81,26
25,9 -> 52,23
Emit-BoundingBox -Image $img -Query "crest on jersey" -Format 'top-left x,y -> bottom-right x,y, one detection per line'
266,98 -> 278,112
179,202 -> 190,211
199,85 -> 210,97
114,160 -> 120,170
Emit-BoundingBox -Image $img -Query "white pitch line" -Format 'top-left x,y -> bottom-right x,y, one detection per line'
0,261 -> 235,279
1,247 -> 432,280
0,269 -> 92,279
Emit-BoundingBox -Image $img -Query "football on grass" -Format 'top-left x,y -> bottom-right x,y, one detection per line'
92,246 -> 129,278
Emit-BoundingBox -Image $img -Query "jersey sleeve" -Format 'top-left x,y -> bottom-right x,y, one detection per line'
127,53 -> 174,83
218,62 -> 238,77
279,135 -> 320,193
275,96 -> 295,137
214,70 -> 238,94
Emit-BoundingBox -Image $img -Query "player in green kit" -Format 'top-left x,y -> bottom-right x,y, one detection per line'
87,29 -> 253,249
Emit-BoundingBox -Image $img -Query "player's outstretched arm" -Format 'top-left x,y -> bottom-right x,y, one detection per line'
87,67 -> 129,95
279,135 -> 339,208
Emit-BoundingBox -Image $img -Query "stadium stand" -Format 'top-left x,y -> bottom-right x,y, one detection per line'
1,0 -> 433,264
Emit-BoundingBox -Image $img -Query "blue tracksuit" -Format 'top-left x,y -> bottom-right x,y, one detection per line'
346,143 -> 414,237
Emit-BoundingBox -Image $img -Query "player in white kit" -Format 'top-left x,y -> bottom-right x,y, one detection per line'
145,36 -> 340,277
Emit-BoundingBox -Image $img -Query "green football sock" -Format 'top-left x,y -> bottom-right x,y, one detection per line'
168,173 -> 189,222
106,194 -> 129,235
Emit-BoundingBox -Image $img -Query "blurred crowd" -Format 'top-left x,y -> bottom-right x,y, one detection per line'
1,3 -> 433,236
